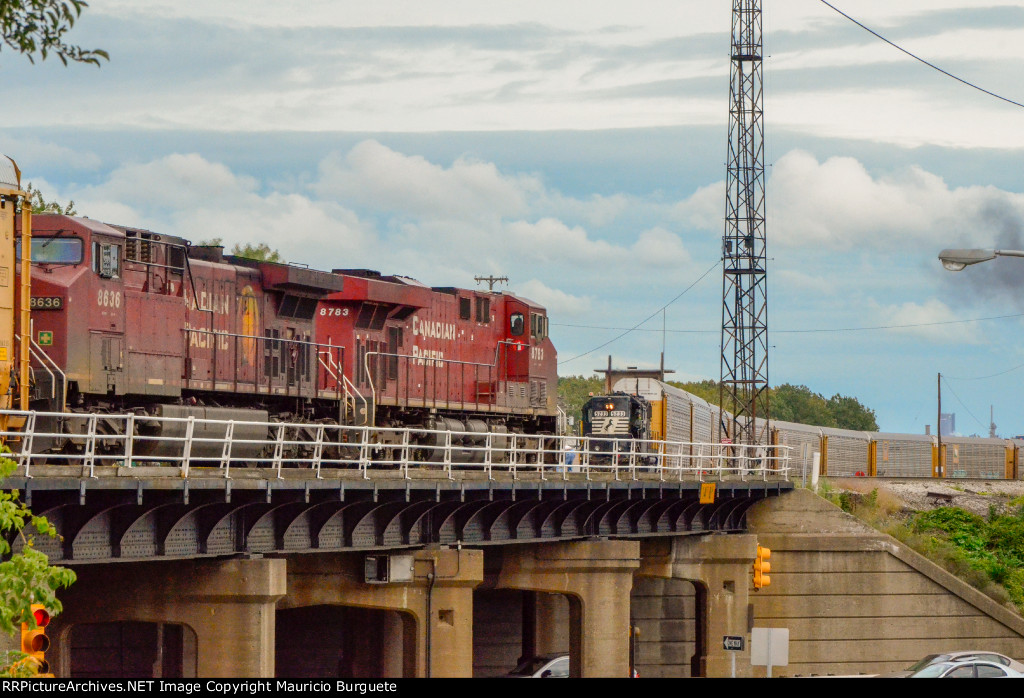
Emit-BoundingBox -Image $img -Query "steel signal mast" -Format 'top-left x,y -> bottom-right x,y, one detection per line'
719,0 -> 770,445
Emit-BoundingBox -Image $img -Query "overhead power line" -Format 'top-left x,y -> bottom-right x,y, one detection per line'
556,259 -> 720,367
820,0 -> 1024,110
552,311 -> 1024,335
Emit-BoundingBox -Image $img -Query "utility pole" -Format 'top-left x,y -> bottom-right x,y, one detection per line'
719,0 -> 770,446
474,275 -> 508,291
937,373 -> 943,477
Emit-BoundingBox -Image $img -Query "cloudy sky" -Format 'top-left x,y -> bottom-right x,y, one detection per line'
4,0 -> 1024,437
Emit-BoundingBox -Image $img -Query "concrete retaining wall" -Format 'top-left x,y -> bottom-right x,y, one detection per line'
746,488 -> 1024,677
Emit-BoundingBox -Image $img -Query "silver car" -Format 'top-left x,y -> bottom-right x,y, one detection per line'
501,654 -> 570,678
882,651 -> 1024,678
909,660 -> 1024,678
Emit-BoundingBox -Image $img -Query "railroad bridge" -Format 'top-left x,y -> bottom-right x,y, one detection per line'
3,461 -> 789,679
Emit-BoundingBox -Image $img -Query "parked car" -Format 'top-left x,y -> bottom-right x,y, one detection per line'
908,660 -> 1024,678
501,654 -> 570,678
881,651 -> 1024,678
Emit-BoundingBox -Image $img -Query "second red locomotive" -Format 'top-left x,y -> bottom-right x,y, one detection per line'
17,214 -> 558,458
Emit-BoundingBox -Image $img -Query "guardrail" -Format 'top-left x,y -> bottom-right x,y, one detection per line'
0,409 -> 791,483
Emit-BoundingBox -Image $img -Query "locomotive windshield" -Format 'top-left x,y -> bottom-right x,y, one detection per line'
16,236 -> 83,265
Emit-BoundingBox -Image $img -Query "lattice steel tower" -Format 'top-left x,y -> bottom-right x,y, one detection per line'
719,0 -> 770,445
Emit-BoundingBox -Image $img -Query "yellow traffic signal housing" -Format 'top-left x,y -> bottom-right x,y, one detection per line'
20,605 -> 50,676
753,545 -> 771,590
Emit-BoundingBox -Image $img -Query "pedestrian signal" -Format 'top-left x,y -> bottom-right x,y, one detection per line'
20,605 -> 50,676
753,545 -> 771,590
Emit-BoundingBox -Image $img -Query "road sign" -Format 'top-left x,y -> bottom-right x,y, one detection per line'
699,483 -> 716,504
723,635 -> 744,651
751,627 -> 789,678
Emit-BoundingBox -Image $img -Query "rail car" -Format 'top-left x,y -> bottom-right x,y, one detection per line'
12,214 -> 558,459
588,376 -> 1024,480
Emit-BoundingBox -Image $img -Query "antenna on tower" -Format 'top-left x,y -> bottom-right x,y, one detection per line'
474,275 -> 508,291
719,0 -> 771,446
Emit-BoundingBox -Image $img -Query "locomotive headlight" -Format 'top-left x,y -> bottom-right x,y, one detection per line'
605,402 -> 615,411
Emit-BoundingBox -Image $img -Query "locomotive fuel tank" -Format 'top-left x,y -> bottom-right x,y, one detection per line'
135,404 -> 271,460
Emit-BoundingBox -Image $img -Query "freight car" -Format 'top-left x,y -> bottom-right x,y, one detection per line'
589,375 -> 1024,480
15,214 -> 558,459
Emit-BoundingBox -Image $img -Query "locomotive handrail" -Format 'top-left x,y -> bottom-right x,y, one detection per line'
316,349 -> 364,422
15,332 -> 66,409
0,409 -> 792,482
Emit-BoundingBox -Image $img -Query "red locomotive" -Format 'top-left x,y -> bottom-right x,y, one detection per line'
16,214 -> 558,458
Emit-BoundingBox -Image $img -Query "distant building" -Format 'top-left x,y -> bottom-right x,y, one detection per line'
940,413 -> 956,437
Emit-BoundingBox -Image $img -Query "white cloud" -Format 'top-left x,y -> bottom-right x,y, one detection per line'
868,298 -> 984,343
775,269 -> 836,296
60,143 -> 696,293
314,140 -> 536,221
767,149 -> 1024,250
0,138 -> 101,174
70,153 -> 374,262
671,181 -> 723,231
516,279 -> 591,317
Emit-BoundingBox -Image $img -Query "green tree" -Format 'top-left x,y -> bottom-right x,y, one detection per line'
1,0 -> 108,65
664,378 -> 879,431
668,379 -> 719,405
771,383 -> 836,427
229,242 -> 283,263
0,455 -> 75,676
24,182 -> 74,215
556,375 -> 605,426
197,239 -> 285,263
828,394 -> 879,431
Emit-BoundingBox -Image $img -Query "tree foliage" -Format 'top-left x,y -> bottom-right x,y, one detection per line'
0,0 -> 108,65
198,238 -> 284,263
910,505 -> 1024,612
24,182 -> 75,215
0,455 -> 75,676
230,242 -> 283,263
556,375 -> 604,426
558,376 -> 878,432
670,380 -> 879,431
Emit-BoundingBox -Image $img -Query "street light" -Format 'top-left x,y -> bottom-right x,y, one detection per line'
938,248 -> 1024,271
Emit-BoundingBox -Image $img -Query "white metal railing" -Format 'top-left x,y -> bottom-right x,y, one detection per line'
0,409 -> 792,482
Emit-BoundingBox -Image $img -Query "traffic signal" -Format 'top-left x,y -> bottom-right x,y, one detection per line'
20,604 -> 50,676
753,545 -> 771,590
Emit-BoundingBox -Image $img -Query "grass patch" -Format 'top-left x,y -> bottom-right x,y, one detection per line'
819,479 -> 1024,614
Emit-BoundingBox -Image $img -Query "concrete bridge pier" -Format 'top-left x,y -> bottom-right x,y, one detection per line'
496,540 -> 640,678
638,534 -> 757,678
283,548 -> 484,678
49,557 -> 286,677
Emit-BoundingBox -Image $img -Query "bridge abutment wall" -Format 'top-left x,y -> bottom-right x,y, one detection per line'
746,487 -> 1024,676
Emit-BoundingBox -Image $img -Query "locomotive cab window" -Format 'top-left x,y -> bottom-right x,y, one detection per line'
17,236 -> 84,265
530,313 -> 547,340
510,312 -> 525,336
459,297 -> 471,320
92,241 -> 121,279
